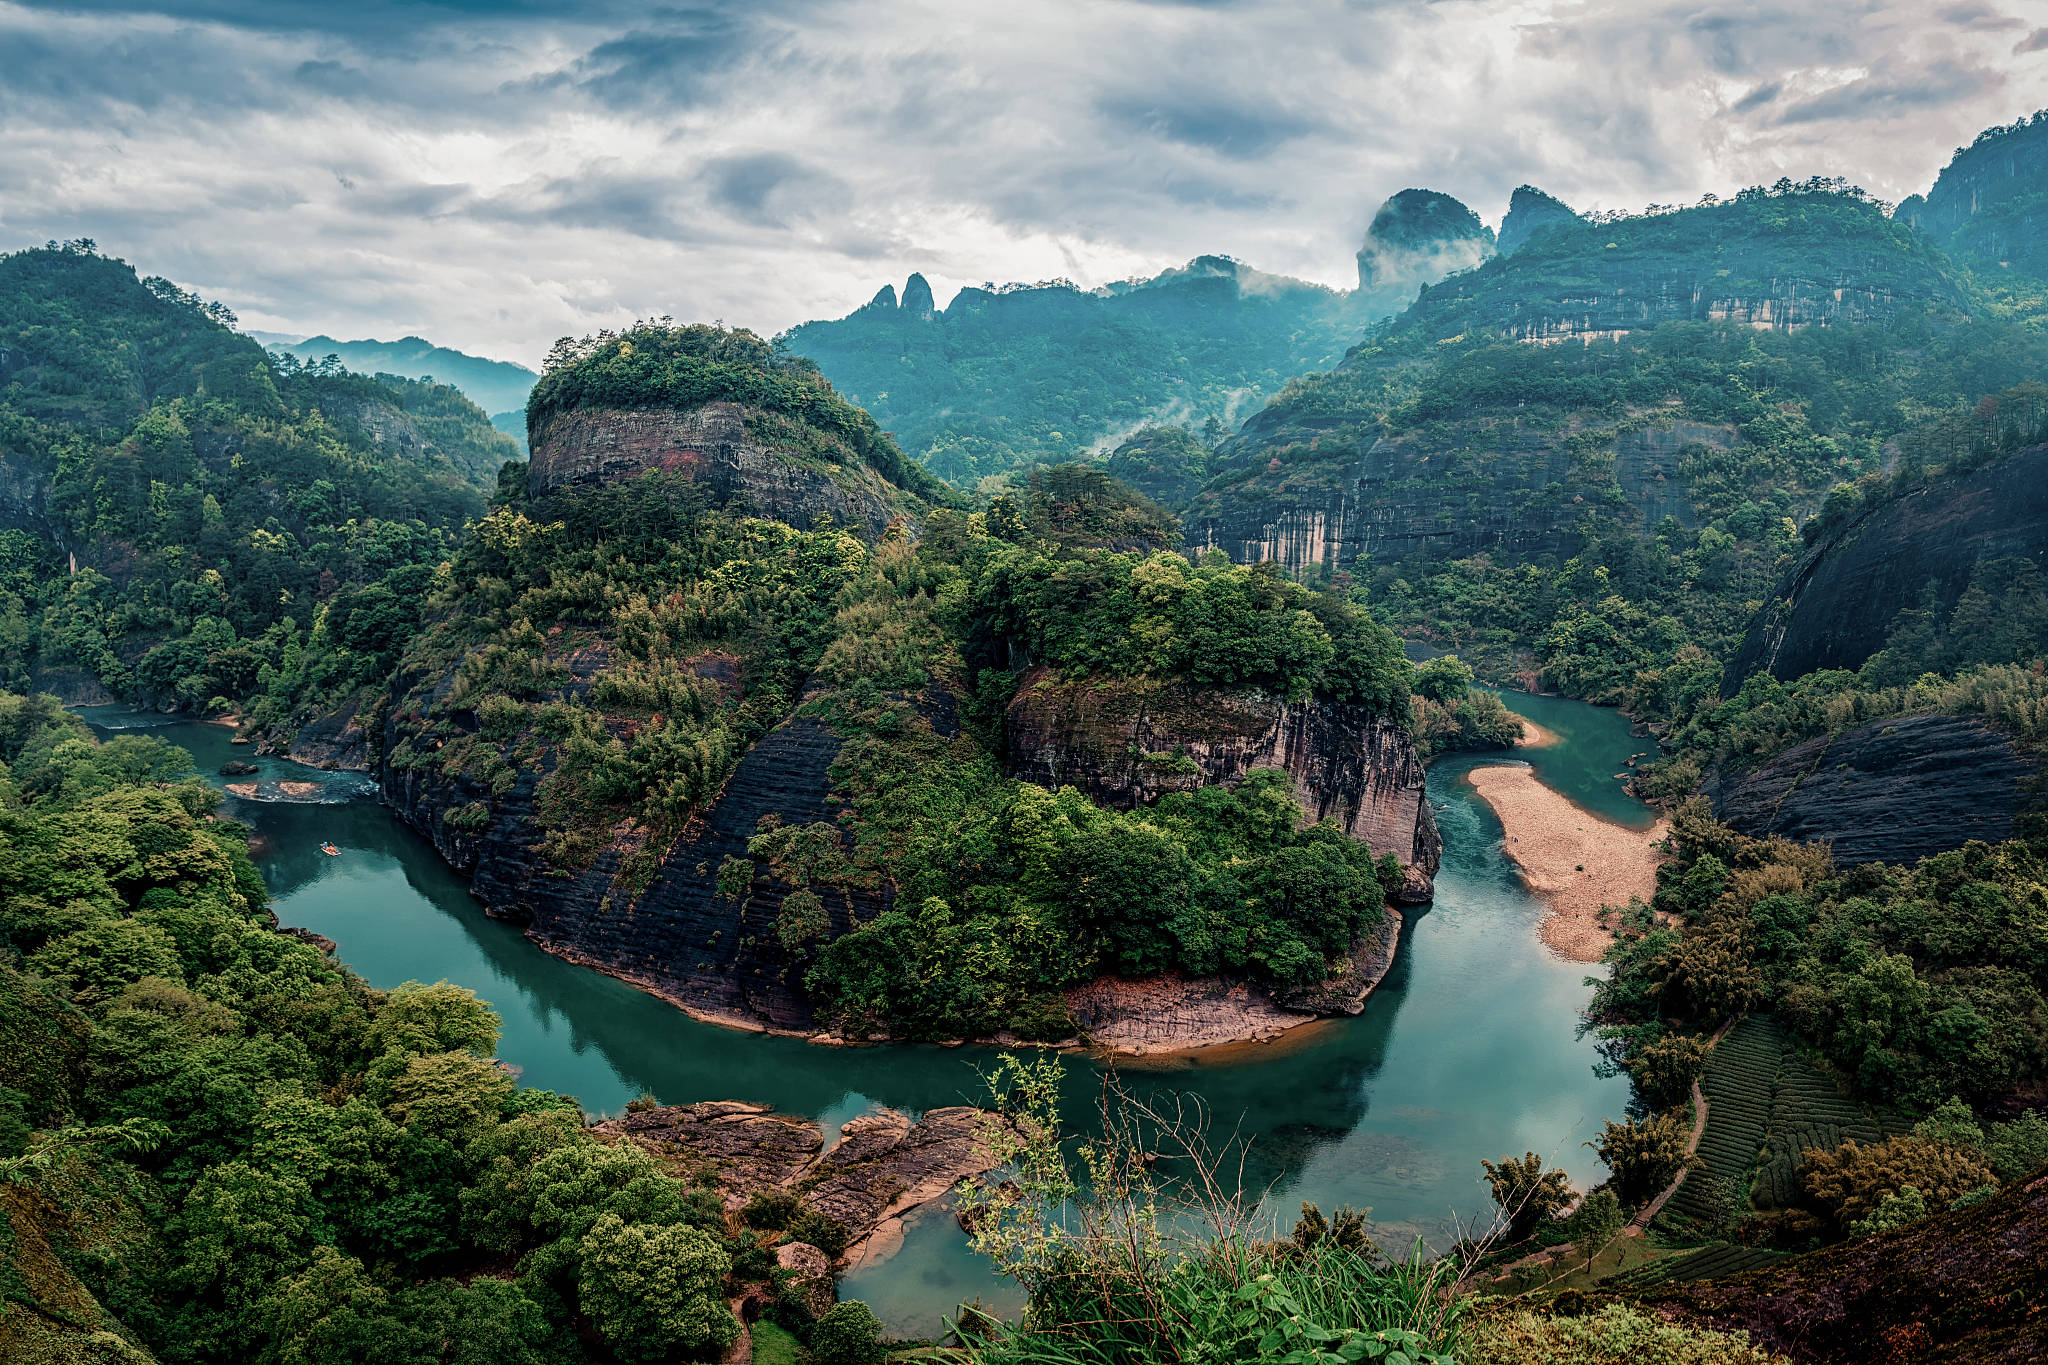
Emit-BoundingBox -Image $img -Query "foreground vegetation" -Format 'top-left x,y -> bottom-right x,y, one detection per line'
0,693 -> 880,1364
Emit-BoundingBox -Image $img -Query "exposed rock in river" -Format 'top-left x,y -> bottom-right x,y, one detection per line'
594,1100 -> 1010,1264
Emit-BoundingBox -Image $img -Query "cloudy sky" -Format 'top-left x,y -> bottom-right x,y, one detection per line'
6,0 -> 2048,366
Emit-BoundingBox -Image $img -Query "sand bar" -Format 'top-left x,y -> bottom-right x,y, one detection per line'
1466,764 -> 1667,962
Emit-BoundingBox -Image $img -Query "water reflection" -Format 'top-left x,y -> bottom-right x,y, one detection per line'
84,696 -> 1638,1335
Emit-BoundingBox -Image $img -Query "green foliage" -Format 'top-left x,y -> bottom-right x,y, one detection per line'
806,1300 -> 885,1365
0,244 -> 504,716
1411,688 -> 1524,759
1985,1111 -> 2048,1182
1412,655 -> 1474,702
1591,1115 -> 1693,1208
1465,1301 -> 1786,1365
1562,1190 -> 1624,1271
0,695 -> 749,1365
1596,807 -> 2048,1113
1479,1153 -> 1572,1242
1628,1035 -> 1711,1112
1846,1183 -> 1928,1237
1799,1134 -> 1995,1232
577,1213 -> 736,1362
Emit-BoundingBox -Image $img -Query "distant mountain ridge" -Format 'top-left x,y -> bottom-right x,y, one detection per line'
261,332 -> 538,429
780,188 -> 1503,486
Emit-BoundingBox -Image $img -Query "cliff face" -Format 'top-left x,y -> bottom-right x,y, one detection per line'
526,401 -> 912,537
1727,445 -> 2048,686
0,449 -> 51,539
380,684 -> 876,1033
1702,713 -> 2039,866
1495,185 -> 1580,256
1899,115 -> 2048,279
1188,412 -> 1717,573
1005,669 -> 1441,896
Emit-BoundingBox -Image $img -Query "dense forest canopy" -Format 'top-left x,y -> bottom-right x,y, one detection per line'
0,242 -> 510,720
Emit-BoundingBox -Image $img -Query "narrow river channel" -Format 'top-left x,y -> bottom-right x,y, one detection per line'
85,693 -> 1643,1337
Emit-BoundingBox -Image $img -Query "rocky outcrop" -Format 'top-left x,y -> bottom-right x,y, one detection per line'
380,697 -> 871,1033
1899,114 -> 2048,279
1355,189 -> 1494,295
1496,185 -> 1580,256
1190,412 -> 1717,572
1702,713 -> 2038,866
595,1101 -> 1010,1263
900,272 -> 936,320
526,401 -> 912,537
1066,907 -> 1402,1053
0,450 -> 52,539
1727,445 -> 2048,686
1004,670 -> 1441,889
280,695 -> 371,770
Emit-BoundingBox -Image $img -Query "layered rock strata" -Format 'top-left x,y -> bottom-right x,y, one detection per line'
594,1100 -> 1009,1263
527,401 -> 909,537
1005,669 -> 1441,894
1702,713 -> 2038,865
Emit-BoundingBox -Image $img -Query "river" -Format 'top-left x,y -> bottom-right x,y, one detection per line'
84,692 -> 1642,1337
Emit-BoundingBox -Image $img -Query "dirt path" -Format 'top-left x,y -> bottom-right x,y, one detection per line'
1465,764 -> 1667,963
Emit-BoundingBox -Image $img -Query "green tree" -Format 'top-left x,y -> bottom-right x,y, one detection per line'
1591,1115 -> 1693,1208
1412,653 -> 1474,702
808,1300 -> 886,1365
1628,1034 -> 1711,1111
1562,1189 -> 1624,1271
1480,1152 -> 1573,1241
576,1212 -> 735,1362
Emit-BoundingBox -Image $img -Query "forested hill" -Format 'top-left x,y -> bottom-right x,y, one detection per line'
0,241 -> 512,713
779,188 -> 1496,489
262,333 -> 538,420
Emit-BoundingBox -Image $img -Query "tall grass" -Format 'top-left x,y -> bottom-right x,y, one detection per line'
948,1058 -> 1475,1365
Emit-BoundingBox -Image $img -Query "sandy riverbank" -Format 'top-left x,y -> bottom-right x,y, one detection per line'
1466,764 -> 1666,962
1513,718 -> 1556,748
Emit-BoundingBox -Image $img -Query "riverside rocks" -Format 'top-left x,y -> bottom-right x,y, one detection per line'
594,1101 -> 1011,1264
1066,909 -> 1402,1054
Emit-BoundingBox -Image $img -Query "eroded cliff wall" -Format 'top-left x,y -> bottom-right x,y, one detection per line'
1727,445 -> 2048,686
1005,668 -> 1441,897
1702,713 -> 2038,866
527,400 -> 911,537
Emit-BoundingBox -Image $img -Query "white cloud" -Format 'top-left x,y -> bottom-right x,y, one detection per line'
3,0 -> 2047,367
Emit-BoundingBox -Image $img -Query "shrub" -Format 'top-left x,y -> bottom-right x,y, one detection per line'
1593,1114 -> 1694,1208
1799,1135 -> 1996,1231
1986,1111 -> 2048,1182
1630,1034 -> 1711,1111
1467,1301 -> 1787,1364
808,1300 -> 885,1365
787,1208 -> 850,1258
741,1189 -> 800,1231
1481,1152 -> 1574,1242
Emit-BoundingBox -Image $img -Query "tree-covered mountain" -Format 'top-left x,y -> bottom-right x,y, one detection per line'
262,333 -> 539,442
0,241 -> 511,715
780,189 -> 1498,489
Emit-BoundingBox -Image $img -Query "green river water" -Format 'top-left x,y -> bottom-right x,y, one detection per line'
84,692 -> 1645,1337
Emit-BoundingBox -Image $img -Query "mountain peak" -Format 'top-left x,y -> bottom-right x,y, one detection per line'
1496,184 -> 1581,255
1355,188 -> 1494,296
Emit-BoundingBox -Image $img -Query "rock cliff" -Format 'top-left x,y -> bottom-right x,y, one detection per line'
1898,113 -> 2048,281
1495,184 -> 1580,256
1726,445 -> 2048,685
1702,713 -> 2039,866
1005,669 -> 1441,895
1188,411 -> 1717,572
380,689 -> 871,1033
527,401 -> 916,537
